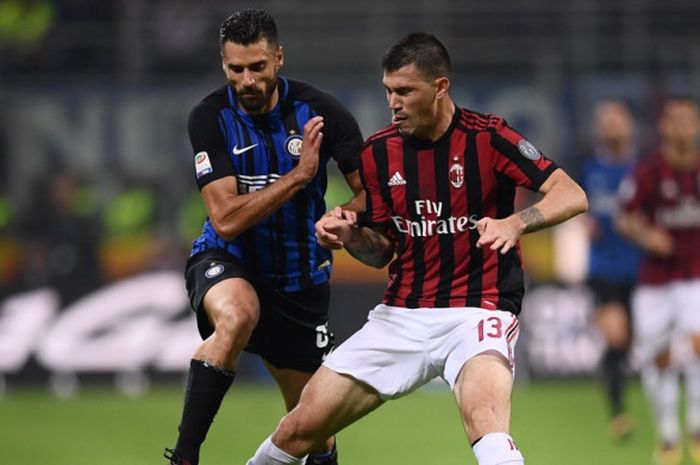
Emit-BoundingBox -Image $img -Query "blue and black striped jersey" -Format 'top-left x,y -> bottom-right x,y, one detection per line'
188,77 -> 363,292
581,153 -> 640,283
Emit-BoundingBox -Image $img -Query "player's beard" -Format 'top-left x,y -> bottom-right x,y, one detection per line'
236,84 -> 275,113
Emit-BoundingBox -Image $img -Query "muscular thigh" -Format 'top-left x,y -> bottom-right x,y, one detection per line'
185,249 -> 260,339
280,367 -> 384,441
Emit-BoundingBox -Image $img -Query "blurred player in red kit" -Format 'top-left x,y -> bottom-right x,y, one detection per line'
617,96 -> 700,465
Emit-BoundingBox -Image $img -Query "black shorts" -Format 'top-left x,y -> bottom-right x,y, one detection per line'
587,277 -> 633,314
185,249 -> 334,373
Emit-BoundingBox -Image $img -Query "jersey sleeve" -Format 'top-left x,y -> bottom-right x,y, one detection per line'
359,142 -> 392,227
187,102 -> 236,190
489,118 -> 559,191
309,92 -> 363,174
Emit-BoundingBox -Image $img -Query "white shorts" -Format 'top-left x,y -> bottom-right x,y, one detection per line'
323,304 -> 520,400
632,279 -> 700,365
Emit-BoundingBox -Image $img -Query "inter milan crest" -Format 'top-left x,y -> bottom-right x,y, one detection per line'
285,134 -> 303,158
449,162 -> 464,188
205,263 -> 224,279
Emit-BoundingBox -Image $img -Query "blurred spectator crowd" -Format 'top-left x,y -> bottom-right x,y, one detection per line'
0,168 -> 206,306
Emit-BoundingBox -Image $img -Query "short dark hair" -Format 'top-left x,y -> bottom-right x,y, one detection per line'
664,94 -> 698,106
382,33 -> 451,80
219,9 -> 279,48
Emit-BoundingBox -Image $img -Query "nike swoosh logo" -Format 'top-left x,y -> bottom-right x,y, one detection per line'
232,143 -> 258,155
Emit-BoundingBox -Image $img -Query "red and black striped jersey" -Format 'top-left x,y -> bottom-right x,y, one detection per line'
360,106 -> 558,314
620,153 -> 700,284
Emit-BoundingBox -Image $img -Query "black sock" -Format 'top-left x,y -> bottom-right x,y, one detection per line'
174,359 -> 235,463
601,348 -> 627,417
307,442 -> 338,465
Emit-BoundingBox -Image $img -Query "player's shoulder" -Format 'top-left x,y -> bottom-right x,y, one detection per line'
457,107 -> 506,133
189,85 -> 229,119
286,78 -> 346,111
363,123 -> 401,149
286,78 -> 321,99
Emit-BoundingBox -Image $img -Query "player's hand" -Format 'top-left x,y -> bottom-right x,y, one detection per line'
643,226 -> 674,257
324,205 -> 358,225
315,206 -> 358,249
296,116 -> 324,182
315,213 -> 353,250
475,216 -> 522,254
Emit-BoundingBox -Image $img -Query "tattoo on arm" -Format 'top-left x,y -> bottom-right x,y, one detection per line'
518,207 -> 546,233
345,226 -> 393,268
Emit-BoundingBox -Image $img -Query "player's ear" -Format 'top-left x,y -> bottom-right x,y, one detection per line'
435,76 -> 450,100
220,48 -> 227,73
276,45 -> 284,70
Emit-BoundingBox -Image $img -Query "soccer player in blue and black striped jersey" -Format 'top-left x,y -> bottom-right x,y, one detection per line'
164,10 -> 364,465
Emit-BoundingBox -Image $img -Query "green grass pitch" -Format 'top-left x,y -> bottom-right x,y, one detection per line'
0,379 -> 692,465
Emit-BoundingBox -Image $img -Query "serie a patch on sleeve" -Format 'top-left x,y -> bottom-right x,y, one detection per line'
517,139 -> 541,161
195,151 -> 213,178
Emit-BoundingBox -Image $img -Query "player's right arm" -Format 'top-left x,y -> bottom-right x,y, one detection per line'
316,139 -> 394,268
615,168 -> 673,256
319,217 -> 394,268
189,102 -> 324,241
615,211 -> 673,256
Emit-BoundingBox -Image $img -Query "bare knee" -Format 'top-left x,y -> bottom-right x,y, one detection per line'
213,302 -> 258,351
596,304 -> 630,349
457,354 -> 513,442
464,402 -> 502,435
691,335 -> 700,356
655,350 -> 673,369
273,413 -> 325,457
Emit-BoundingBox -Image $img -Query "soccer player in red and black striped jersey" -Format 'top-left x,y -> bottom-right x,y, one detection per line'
616,96 -> 700,465
247,33 -> 587,465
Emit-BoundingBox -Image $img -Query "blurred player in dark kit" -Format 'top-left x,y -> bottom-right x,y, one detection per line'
164,9 -> 364,465
580,99 -> 640,440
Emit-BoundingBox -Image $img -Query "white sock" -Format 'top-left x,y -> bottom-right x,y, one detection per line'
472,432 -> 524,465
642,365 -> 681,445
685,356 -> 700,436
246,436 -> 307,465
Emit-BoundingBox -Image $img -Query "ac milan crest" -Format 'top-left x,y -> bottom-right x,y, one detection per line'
449,163 -> 464,188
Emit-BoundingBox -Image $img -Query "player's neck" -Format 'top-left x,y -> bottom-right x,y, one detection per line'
603,140 -> 633,160
662,142 -> 700,171
424,98 -> 456,142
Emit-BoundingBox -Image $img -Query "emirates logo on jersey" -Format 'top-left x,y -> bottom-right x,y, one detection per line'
449,163 -> 464,188
391,200 -> 479,237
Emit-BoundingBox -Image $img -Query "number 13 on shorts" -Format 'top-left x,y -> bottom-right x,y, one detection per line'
476,312 -> 519,366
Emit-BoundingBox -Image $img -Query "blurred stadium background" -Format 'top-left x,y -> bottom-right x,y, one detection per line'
1,0 -> 699,463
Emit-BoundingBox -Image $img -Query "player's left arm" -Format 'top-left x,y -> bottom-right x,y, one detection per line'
339,170 -> 365,213
311,89 -> 366,249
317,170 -> 365,250
477,168 -> 588,253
